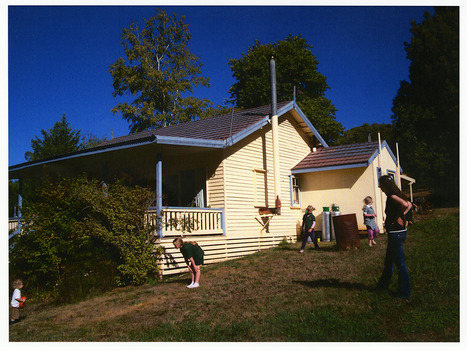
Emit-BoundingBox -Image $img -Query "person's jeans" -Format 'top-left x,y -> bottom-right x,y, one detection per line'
377,229 -> 410,298
300,228 -> 319,250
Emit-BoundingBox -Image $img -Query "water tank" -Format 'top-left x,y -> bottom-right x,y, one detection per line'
322,207 -> 331,242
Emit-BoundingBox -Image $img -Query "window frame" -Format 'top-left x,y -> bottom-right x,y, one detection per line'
289,175 -> 301,207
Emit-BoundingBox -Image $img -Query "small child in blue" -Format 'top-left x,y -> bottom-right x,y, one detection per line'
363,196 -> 379,246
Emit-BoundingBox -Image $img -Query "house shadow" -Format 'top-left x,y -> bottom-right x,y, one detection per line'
293,278 -> 370,292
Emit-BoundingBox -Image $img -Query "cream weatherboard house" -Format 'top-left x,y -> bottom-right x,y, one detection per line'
9,100 -> 414,275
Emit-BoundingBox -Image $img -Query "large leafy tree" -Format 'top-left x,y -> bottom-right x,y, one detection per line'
334,123 -> 395,150
228,35 -> 343,144
109,9 -> 215,133
17,117 -> 106,214
25,114 -> 83,161
391,7 -> 459,204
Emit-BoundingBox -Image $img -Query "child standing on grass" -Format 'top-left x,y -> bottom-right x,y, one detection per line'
363,196 -> 379,246
173,237 -> 204,288
10,279 -> 25,324
299,205 -> 319,253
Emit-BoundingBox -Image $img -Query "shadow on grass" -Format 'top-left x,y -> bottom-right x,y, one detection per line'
293,278 -> 371,291
276,245 -> 337,252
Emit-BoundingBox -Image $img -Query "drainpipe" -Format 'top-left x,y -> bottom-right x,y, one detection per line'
378,132 -> 382,169
396,142 -> 401,189
378,132 -> 385,227
270,56 -> 281,214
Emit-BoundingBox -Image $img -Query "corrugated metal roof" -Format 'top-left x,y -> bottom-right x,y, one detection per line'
292,141 -> 381,170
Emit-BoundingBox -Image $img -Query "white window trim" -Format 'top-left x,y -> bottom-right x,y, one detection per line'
289,175 -> 301,207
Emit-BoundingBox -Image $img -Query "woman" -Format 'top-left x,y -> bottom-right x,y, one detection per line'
173,237 -> 204,288
377,175 -> 412,299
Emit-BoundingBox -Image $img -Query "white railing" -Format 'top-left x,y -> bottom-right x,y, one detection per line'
8,217 -> 23,239
9,218 -> 19,232
147,207 -> 225,237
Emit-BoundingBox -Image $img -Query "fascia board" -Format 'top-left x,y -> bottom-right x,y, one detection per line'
154,135 -> 224,148
276,101 -> 294,117
367,140 -> 403,173
9,136 -> 157,173
292,101 -> 329,147
291,162 -> 368,174
224,116 -> 270,147
226,101 -> 294,147
9,135 -> 225,174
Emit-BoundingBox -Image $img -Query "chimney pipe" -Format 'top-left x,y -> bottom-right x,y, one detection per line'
270,56 -> 277,117
270,56 -> 281,214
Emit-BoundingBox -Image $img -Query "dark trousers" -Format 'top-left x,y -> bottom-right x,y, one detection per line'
377,229 -> 410,298
301,228 -> 319,250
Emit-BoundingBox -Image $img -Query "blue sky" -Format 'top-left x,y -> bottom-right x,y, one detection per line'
7,4 -> 435,167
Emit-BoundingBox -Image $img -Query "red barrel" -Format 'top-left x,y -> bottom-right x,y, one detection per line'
332,213 -> 361,250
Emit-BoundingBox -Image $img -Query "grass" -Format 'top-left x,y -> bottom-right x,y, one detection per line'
9,208 -> 459,342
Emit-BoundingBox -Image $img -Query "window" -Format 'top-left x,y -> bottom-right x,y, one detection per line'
253,169 -> 267,207
163,168 -> 206,207
290,175 -> 301,206
376,167 -> 382,180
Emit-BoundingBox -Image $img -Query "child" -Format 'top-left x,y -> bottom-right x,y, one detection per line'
299,205 -> 319,253
363,196 -> 379,246
173,237 -> 204,288
10,279 -> 25,324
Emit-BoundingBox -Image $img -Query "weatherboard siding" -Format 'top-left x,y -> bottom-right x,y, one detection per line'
222,114 -> 310,239
206,156 -> 225,209
157,114 -> 313,275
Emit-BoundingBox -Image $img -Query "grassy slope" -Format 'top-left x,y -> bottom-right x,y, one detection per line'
9,209 -> 459,342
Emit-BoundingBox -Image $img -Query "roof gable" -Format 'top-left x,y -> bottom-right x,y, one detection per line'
292,141 -> 397,173
10,101 -> 327,172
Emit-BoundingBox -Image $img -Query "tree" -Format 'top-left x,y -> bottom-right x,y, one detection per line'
24,115 -> 107,162
228,35 -> 343,144
81,132 -> 108,149
25,114 -> 83,161
391,7 -> 459,204
109,9 -> 215,133
334,123 -> 395,150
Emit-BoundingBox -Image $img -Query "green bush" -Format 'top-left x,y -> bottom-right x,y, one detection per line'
9,175 -> 162,302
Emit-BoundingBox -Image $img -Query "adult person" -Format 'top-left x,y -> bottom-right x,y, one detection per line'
377,175 -> 413,299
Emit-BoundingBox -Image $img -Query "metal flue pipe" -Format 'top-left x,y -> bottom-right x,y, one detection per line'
270,56 -> 281,213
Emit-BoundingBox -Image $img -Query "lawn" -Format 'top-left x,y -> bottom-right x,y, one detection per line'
9,208 -> 459,342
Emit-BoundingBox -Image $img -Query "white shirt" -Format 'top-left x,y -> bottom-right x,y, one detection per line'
11,288 -> 21,308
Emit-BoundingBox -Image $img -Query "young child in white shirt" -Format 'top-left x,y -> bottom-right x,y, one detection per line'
10,279 -> 25,324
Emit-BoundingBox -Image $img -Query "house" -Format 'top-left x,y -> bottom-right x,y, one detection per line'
9,99 -> 415,275
292,141 -> 416,234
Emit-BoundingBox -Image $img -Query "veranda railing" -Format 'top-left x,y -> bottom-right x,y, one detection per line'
147,207 -> 225,237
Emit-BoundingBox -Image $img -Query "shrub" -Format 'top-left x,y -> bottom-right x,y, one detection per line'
9,175 -> 162,302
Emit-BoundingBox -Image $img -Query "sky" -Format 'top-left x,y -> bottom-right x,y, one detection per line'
6,2 -> 437,167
